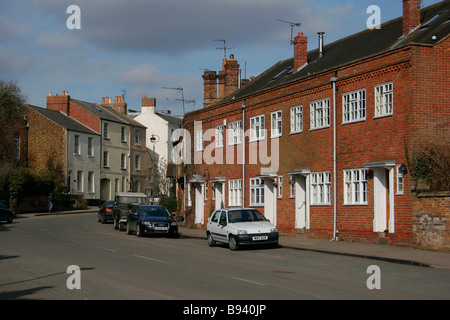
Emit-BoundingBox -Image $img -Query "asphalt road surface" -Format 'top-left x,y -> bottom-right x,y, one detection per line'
1,213 -> 449,301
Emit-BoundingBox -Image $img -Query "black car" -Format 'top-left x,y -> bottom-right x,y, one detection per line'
98,200 -> 115,224
0,200 -> 14,224
127,205 -> 179,238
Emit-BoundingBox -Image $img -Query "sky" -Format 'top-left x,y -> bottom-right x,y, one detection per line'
0,0 -> 443,116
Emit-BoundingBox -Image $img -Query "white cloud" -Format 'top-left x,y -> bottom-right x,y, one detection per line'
35,32 -> 80,51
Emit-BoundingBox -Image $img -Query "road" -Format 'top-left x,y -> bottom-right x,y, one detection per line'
1,213 -> 449,301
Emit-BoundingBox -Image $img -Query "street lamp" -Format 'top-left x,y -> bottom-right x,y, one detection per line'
150,134 -> 160,196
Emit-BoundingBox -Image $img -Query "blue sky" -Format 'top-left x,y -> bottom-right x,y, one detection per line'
0,0 -> 442,116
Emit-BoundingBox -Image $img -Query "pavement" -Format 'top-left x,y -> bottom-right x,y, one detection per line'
16,207 -> 450,270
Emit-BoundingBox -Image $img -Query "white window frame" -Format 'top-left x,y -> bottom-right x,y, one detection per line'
87,137 -> 93,157
77,171 -> 83,193
121,153 -> 126,170
343,89 -> 366,123
311,172 -> 331,205
88,171 -> 94,193
250,178 -> 264,206
310,98 -> 330,130
103,151 -> 109,168
103,123 -> 109,140
229,179 -> 242,207
290,105 -> 303,134
271,110 -> 282,138
250,115 -> 265,142
344,169 -> 368,205
278,175 -> 283,199
228,120 -> 242,145
196,130 -> 204,152
397,166 -> 404,195
215,125 -> 224,148
375,82 -> 393,117
121,126 -> 126,143
135,154 -> 141,171
74,135 -> 80,155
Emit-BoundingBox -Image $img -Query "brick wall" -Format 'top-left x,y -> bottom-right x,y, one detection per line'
26,107 -> 66,172
412,193 -> 450,247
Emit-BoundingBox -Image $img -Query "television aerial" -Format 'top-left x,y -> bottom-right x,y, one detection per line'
277,19 -> 302,45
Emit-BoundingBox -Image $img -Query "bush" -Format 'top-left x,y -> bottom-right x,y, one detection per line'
161,197 -> 178,213
406,140 -> 450,192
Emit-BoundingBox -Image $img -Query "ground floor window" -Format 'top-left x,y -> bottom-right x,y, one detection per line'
250,178 -> 264,206
229,179 -> 242,207
344,169 -> 368,205
311,172 -> 331,205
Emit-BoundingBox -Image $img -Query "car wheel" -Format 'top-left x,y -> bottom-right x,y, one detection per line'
207,233 -> 216,247
113,219 -> 119,230
136,224 -> 142,237
228,235 -> 239,251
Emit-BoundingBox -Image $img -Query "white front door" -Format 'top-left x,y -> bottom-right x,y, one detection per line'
373,167 -> 394,233
195,184 -> 204,224
214,183 -> 224,210
294,175 -> 310,229
263,178 -> 277,226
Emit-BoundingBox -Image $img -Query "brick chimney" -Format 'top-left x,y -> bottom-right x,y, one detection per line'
47,90 -> 70,115
403,0 -> 422,35
202,55 -> 240,108
202,70 -> 218,108
294,32 -> 308,71
141,96 -> 156,114
224,54 -> 239,97
102,95 -> 127,114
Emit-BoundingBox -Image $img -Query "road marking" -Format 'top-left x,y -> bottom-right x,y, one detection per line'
231,277 -> 265,286
134,255 -> 170,264
98,247 -> 117,253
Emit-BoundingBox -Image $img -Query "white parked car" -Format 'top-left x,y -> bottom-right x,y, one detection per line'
206,208 -> 279,250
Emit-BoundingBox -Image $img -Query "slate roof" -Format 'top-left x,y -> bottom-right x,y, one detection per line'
215,0 -> 450,107
28,105 -> 99,135
156,112 -> 183,127
71,99 -> 129,125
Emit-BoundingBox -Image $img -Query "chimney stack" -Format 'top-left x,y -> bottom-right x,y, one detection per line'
102,94 -> 127,114
294,32 -> 308,71
202,55 -> 240,108
203,70 -> 218,108
403,0 -> 422,35
141,96 -> 156,114
47,90 -> 70,115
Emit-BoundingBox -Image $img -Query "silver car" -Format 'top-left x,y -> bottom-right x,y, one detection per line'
206,208 -> 279,250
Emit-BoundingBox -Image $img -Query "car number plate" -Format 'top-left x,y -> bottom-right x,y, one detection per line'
155,227 -> 168,231
252,235 -> 268,241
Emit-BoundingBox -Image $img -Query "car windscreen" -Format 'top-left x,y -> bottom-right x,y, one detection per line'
228,210 -> 267,223
119,197 -> 148,205
0,201 -> 7,209
140,206 -> 169,217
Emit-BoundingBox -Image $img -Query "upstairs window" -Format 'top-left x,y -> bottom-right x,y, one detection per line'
310,98 -> 330,130
290,105 -> 303,134
375,82 -> 393,117
271,111 -> 282,138
228,121 -> 242,145
343,89 -> 366,123
250,115 -> 265,142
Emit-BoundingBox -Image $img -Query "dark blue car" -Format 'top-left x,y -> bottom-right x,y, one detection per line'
126,205 -> 179,238
0,200 -> 14,224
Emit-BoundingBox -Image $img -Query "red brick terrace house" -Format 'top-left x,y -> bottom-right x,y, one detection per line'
181,0 -> 450,247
